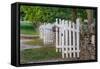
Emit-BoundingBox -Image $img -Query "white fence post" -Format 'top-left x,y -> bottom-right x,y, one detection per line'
73,23 -> 76,57
65,20 -> 68,58
61,19 -> 65,58
76,18 -> 80,58
56,18 -> 58,52
61,28 -> 64,58
69,21 -> 72,58
59,19 -> 62,52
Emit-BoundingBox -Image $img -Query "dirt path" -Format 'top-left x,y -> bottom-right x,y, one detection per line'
20,39 -> 41,51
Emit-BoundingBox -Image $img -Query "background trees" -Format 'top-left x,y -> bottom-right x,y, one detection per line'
20,6 -> 72,23
20,5 -> 96,34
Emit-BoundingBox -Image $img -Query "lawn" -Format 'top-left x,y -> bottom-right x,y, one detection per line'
20,21 -> 39,35
21,29 -> 39,35
20,47 -> 61,64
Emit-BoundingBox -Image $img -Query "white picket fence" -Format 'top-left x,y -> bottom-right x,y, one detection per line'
55,19 -> 80,58
39,18 -> 80,58
39,23 -> 54,44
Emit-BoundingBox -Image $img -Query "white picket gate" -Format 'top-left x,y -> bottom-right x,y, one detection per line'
55,18 -> 80,58
39,18 -> 80,58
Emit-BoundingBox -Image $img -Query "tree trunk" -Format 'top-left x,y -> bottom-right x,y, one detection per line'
86,9 -> 93,34
86,9 -> 94,59
72,9 -> 77,23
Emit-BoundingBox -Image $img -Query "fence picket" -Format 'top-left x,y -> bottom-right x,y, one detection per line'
73,23 -> 76,57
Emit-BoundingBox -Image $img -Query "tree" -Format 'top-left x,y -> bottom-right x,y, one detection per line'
20,6 -> 72,24
71,8 -> 77,23
86,9 -> 94,34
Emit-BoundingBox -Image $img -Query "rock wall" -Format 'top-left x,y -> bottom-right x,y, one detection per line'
79,33 -> 95,60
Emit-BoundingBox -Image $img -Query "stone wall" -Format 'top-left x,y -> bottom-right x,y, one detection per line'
79,33 -> 95,60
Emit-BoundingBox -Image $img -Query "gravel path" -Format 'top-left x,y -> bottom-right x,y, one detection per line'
20,39 -> 41,51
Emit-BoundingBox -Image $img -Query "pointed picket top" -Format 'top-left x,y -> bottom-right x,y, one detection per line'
76,18 -> 80,31
59,19 -> 62,24
72,22 -> 75,29
65,20 -> 68,28
76,18 -> 80,25
55,18 -> 58,24
68,20 -> 71,28
61,19 -> 65,25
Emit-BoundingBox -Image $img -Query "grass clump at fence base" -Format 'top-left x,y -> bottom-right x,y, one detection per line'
20,47 -> 61,64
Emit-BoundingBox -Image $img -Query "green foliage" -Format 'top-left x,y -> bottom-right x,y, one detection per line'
20,5 -> 96,25
77,9 -> 87,21
20,6 -> 73,24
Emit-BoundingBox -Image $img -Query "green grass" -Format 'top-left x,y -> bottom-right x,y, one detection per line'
20,21 -> 39,35
20,29 -> 39,35
20,47 -> 61,64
